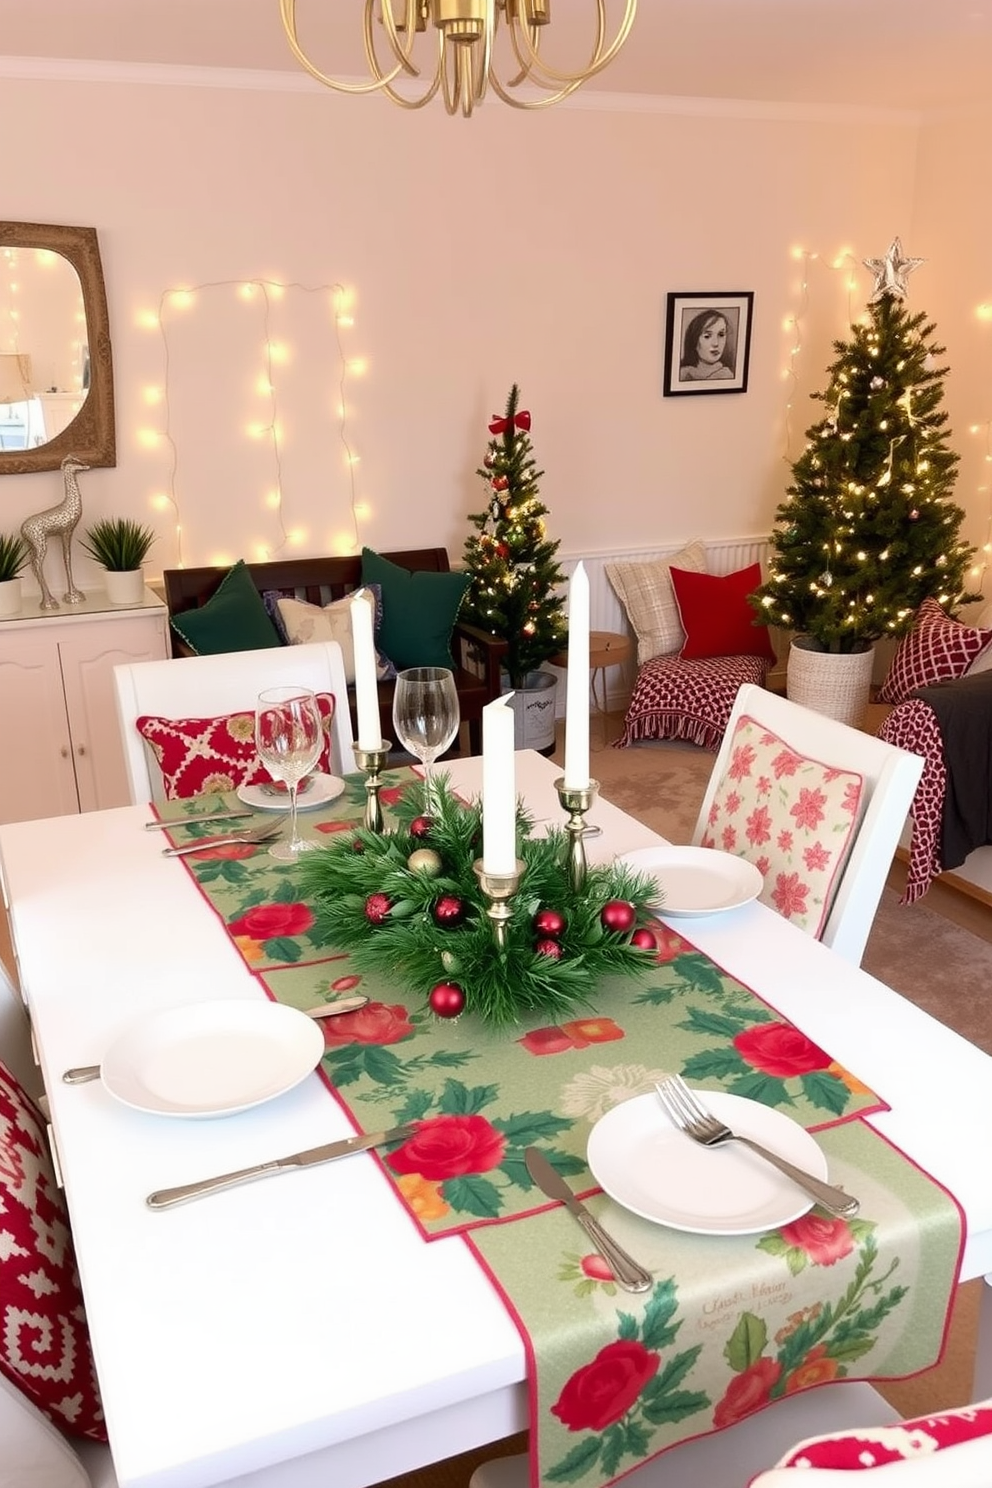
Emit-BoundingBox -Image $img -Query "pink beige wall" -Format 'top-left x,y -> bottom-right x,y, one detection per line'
0,68 -> 943,594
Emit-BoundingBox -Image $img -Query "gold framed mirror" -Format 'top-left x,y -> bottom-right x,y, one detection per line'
0,221 -> 116,474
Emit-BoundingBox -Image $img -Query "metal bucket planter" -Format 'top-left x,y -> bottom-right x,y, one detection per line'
786,636 -> 875,728
503,671 -> 558,754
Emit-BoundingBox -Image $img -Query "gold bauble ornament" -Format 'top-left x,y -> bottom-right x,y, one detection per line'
407,848 -> 443,877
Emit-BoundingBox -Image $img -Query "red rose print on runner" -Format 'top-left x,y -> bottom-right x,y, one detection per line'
733,1023 -> 832,1078
227,902 -> 315,939
779,1213 -> 856,1267
320,1001 -> 414,1047
187,841 -> 261,860
387,1114 -> 506,1180
783,1343 -> 841,1393
314,819 -> 354,835
713,1357 -> 781,1429
551,1340 -> 660,1432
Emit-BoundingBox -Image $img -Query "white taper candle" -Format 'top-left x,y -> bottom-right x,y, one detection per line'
351,591 -> 381,750
564,562 -> 591,790
482,694 -> 517,875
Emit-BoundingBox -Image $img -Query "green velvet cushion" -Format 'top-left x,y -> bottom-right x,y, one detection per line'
361,548 -> 469,670
169,560 -> 282,656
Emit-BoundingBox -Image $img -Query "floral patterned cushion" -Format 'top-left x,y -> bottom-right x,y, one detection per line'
0,1059 -> 106,1442
136,692 -> 336,800
699,713 -> 864,938
879,598 -> 992,703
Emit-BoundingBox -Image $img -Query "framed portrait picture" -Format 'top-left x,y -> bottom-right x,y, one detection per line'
663,291 -> 754,396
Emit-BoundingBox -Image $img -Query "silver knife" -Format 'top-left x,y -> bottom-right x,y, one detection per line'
524,1146 -> 653,1294
146,1121 -> 419,1210
144,808 -> 254,830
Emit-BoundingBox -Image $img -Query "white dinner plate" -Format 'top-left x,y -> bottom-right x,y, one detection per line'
587,1089 -> 827,1235
618,844 -> 763,917
99,1000 -> 325,1117
237,772 -> 346,813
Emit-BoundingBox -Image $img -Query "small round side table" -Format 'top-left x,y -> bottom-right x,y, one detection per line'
588,630 -> 633,715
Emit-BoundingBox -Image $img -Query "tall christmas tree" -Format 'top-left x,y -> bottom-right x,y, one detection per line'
461,383 -> 568,688
752,239 -> 977,653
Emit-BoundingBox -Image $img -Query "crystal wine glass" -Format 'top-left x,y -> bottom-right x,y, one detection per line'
254,687 -> 324,860
392,667 -> 460,813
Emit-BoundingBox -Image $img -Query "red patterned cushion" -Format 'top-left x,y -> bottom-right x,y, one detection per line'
670,564 -> 777,662
771,1398 -> 992,1471
616,654 -> 771,751
699,713 -> 863,938
136,692 -> 336,800
879,598 -> 992,703
0,1060 -> 106,1442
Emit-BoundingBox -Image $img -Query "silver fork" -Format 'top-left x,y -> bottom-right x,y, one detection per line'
655,1075 -> 859,1218
161,817 -> 288,857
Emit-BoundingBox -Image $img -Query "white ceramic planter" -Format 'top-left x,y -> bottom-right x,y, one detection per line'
503,671 -> 558,754
0,577 -> 22,617
786,636 -> 875,727
104,569 -> 145,606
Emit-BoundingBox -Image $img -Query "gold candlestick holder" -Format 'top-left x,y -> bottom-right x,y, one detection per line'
354,741 -> 392,833
472,858 -> 525,953
555,777 -> 600,893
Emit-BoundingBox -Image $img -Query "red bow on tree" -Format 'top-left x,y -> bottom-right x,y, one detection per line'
489,409 -> 531,435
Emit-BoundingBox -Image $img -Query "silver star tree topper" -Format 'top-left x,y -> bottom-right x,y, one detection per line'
863,237 -> 925,303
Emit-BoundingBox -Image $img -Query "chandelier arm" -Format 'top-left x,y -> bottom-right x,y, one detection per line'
486,71 -> 583,108
279,0 -> 407,94
507,0 -> 637,87
373,0 -> 422,78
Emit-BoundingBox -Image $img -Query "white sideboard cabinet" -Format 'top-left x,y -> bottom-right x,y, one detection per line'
0,590 -> 170,823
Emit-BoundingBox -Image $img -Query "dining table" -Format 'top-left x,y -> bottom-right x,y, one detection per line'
2,747 -> 992,1488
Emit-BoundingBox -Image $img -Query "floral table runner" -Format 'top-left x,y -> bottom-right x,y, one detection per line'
158,776 -> 964,1488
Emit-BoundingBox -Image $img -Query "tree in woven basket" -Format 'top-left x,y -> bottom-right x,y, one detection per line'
751,239 -> 978,654
460,383 -> 568,689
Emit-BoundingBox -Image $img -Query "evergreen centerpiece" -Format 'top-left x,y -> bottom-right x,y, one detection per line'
80,517 -> 157,572
751,239 -> 977,656
297,776 -> 661,1030
461,384 -> 568,688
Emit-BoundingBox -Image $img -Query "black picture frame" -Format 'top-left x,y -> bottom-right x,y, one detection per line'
663,291 -> 754,396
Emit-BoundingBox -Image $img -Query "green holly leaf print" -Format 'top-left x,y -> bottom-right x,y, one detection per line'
639,1381 -> 709,1427
393,1089 -> 435,1122
496,1111 -> 574,1147
441,1174 -> 503,1218
800,1070 -> 851,1115
601,1419 -> 650,1476
680,1047 -> 745,1081
436,1079 -> 498,1115
194,860 -> 252,885
671,955 -> 736,996
321,1044 -> 407,1087
642,1345 -> 704,1407
639,1279 -> 683,1351
725,1069 -> 798,1108
724,1312 -> 768,1373
545,1435 -> 602,1482
262,935 -> 305,963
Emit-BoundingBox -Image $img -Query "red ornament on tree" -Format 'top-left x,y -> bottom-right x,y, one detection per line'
432,895 -> 466,927
496,542 -> 509,560
492,475 -> 508,491
630,927 -> 656,951
535,938 -> 563,959
600,900 -> 636,934
410,815 -> 433,838
533,907 -> 566,939
364,892 -> 392,925
429,982 -> 465,1018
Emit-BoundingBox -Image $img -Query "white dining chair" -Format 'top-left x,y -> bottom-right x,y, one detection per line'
690,682 -> 923,966
112,640 -> 357,804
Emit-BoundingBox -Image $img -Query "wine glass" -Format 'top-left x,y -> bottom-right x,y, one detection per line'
392,667 -> 460,813
254,687 -> 324,860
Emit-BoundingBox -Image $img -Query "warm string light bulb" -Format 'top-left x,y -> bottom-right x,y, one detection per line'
781,247 -> 860,462
140,277 -> 365,568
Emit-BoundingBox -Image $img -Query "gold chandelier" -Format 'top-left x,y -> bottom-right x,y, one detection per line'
279,1 -> 638,118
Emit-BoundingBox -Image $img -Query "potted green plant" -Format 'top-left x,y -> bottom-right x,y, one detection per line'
0,531 -> 28,617
80,517 -> 156,605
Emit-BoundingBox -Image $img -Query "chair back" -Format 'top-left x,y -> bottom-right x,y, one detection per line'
112,642 -> 357,804
691,683 -> 923,965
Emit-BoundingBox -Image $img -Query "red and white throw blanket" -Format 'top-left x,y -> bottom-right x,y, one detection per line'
875,700 -> 947,903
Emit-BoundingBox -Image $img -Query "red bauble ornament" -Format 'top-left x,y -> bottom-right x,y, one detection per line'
534,907 -> 566,938
433,895 -> 466,927
484,453 -> 493,468
496,542 -> 509,559
535,938 -> 563,959
601,900 -> 636,934
429,982 -> 465,1018
492,475 -> 508,491
410,815 -> 433,838
364,892 -> 392,924
630,927 -> 656,951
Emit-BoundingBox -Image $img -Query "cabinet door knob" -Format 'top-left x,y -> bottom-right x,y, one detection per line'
60,746 -> 69,759
76,744 -> 86,756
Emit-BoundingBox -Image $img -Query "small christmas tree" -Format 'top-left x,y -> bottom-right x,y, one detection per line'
461,383 -> 568,688
752,239 -> 977,653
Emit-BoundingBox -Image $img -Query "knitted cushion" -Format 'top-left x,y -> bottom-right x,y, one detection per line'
616,653 -> 771,751
0,1059 -> 106,1442
879,598 -> 992,703
136,692 -> 336,800
605,540 -> 707,665
699,713 -> 863,938
763,1398 -> 992,1473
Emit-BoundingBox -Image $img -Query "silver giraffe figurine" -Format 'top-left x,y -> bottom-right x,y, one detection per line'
20,455 -> 89,610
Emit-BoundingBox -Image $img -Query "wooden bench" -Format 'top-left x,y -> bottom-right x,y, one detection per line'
162,549 -> 507,756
